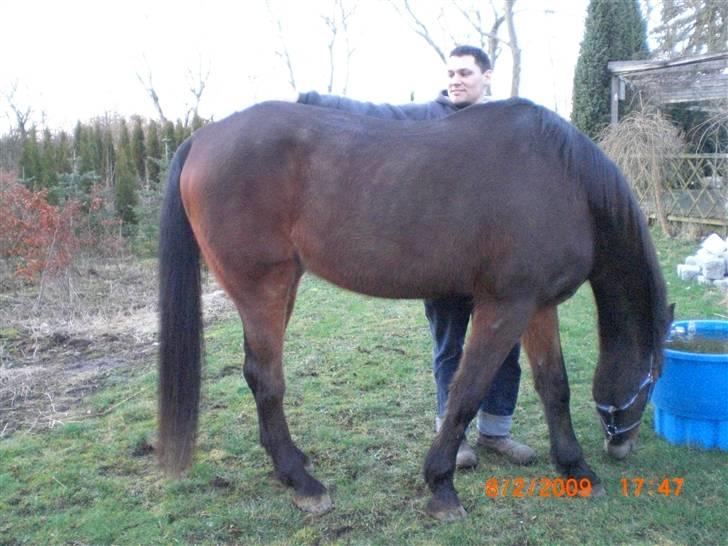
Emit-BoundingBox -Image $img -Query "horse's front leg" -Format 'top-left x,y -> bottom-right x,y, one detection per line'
424,298 -> 534,521
521,306 -> 604,496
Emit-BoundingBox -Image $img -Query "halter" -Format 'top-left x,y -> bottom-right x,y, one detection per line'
595,357 -> 655,440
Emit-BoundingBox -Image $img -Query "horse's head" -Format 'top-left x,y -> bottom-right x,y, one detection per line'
593,303 -> 674,459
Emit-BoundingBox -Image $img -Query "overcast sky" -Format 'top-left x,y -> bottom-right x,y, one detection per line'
1,0 -> 590,134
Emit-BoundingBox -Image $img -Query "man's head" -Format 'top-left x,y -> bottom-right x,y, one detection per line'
447,45 -> 492,106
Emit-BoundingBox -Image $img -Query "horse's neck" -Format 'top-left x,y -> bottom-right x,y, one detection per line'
589,259 -> 652,397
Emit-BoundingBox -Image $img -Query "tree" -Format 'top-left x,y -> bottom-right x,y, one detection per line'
39,128 -> 58,200
174,119 -> 188,149
100,118 -> 116,187
571,0 -> 649,139
653,0 -> 728,57
321,0 -> 357,94
115,119 -> 138,226
56,131 -> 72,175
3,82 -> 32,141
265,0 -> 299,90
162,120 -> 176,160
131,116 -> 147,184
137,59 -> 210,129
18,126 -> 41,189
146,120 -> 162,184
388,0 -> 521,97
73,121 -> 96,177
114,151 -> 138,226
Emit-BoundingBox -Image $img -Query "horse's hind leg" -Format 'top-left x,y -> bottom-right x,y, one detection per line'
521,306 -> 603,496
230,263 -> 331,515
424,298 -> 534,521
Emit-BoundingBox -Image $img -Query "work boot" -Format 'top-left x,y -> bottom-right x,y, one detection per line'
435,416 -> 478,470
477,434 -> 537,465
455,439 -> 478,469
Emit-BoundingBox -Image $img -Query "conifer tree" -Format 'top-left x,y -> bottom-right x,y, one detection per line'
174,119 -> 187,150
115,119 -> 138,225
163,120 -> 176,158
91,122 -> 104,176
131,116 -> 147,183
191,113 -> 205,132
118,118 -> 131,157
146,120 -> 162,184
73,121 -> 96,176
19,126 -> 42,189
571,0 -> 649,139
101,121 -> 116,186
115,152 -> 138,226
56,131 -> 72,174
40,128 -> 58,201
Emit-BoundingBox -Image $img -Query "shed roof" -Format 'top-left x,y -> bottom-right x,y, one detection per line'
607,51 -> 728,105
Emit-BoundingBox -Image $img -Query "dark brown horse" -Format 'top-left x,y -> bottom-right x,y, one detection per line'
157,98 -> 672,521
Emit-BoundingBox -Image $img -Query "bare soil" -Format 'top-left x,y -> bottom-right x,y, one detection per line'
0,258 -> 235,438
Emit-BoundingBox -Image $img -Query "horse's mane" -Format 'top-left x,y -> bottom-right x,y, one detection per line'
530,101 -> 668,364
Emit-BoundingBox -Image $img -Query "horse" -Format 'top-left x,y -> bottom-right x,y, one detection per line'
157,98 -> 673,521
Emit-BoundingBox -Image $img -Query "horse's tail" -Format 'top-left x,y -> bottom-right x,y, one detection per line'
157,137 -> 201,475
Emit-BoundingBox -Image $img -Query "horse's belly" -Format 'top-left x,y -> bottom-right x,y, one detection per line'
294,235 -> 472,300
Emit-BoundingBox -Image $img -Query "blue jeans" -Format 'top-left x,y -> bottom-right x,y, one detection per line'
425,294 -> 522,436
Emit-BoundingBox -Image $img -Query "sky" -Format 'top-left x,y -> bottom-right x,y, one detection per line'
0,0 -> 590,135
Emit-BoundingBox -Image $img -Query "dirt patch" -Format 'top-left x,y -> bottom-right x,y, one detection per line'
0,258 -> 235,438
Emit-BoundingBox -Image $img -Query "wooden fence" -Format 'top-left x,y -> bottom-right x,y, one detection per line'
628,153 -> 728,231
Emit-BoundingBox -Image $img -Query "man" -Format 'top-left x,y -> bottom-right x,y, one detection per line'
295,45 -> 536,469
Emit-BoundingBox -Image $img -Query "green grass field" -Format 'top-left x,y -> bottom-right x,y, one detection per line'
2,231 -> 727,545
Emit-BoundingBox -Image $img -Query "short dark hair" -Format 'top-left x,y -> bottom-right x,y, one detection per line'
449,45 -> 492,72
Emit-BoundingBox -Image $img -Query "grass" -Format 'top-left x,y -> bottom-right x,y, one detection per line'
1,230 -> 728,545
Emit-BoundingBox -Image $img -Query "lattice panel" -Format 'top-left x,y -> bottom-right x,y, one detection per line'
627,154 -> 728,227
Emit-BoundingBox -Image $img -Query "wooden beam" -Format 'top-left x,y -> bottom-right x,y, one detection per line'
608,51 -> 728,75
611,75 -> 619,125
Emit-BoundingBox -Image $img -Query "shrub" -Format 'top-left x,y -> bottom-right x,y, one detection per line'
0,172 -> 80,281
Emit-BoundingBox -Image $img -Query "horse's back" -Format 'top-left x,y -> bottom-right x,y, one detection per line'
181,100 -> 595,304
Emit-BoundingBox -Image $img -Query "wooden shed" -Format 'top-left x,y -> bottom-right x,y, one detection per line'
607,51 -> 728,231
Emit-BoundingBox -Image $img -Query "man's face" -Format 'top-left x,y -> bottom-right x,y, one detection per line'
446,55 -> 492,106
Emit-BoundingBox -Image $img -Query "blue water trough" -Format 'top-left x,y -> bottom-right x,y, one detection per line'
651,320 -> 728,451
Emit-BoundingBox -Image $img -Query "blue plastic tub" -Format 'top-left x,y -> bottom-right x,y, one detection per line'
651,320 -> 728,450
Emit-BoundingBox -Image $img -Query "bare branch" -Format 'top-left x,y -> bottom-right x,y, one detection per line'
265,0 -> 297,90
3,82 -> 32,139
136,63 -> 168,125
388,0 -> 447,63
338,0 -> 357,95
186,59 -> 211,125
504,0 -> 521,96
322,10 -> 338,93
451,0 -> 512,69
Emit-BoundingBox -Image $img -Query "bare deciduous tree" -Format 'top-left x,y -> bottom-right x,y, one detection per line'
265,0 -> 298,90
504,0 -> 520,97
3,82 -> 32,139
137,57 -> 211,128
185,60 -> 211,126
322,0 -> 357,93
389,0 -> 448,63
388,0 -> 521,96
136,64 -> 168,125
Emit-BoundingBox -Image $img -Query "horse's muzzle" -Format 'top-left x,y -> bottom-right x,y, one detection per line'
603,427 -> 639,459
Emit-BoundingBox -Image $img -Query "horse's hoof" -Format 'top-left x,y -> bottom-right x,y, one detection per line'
293,493 -> 333,515
425,497 -> 467,522
604,438 -> 635,460
588,481 -> 607,498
